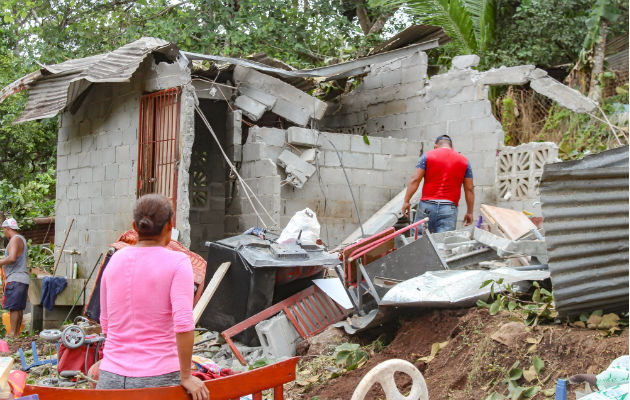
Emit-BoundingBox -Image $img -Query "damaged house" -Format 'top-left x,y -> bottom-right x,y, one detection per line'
0,36 -> 598,277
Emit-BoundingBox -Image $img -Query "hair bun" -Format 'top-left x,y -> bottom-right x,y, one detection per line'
138,217 -> 154,233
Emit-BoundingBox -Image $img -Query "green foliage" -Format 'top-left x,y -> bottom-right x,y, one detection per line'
249,358 -> 270,369
539,87 -> 629,160
581,0 -> 622,61
334,342 -> 369,371
476,279 -> 556,327
372,0 -> 494,55
28,242 -> 55,274
0,168 -> 55,230
482,0 -> 593,68
483,358 -> 547,400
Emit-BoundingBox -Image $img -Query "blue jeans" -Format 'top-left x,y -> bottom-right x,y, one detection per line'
414,200 -> 458,234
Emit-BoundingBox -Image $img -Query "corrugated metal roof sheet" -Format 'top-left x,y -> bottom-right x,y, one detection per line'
7,37 -> 178,123
371,25 -> 450,55
540,146 -> 629,317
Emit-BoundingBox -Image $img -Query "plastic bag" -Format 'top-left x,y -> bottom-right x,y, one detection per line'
278,208 -> 320,245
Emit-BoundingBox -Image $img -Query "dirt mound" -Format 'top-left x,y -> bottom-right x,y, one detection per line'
299,308 -> 629,399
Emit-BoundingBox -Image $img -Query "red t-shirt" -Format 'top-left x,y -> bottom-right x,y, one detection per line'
417,148 -> 471,205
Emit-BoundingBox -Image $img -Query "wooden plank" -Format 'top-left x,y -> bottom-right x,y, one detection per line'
480,204 -> 537,240
193,262 -> 231,324
22,357 -> 298,400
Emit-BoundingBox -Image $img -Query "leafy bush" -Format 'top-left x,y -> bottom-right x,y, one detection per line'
0,168 -> 55,230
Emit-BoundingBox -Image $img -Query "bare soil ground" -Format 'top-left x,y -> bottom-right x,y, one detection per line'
291,307 -> 629,400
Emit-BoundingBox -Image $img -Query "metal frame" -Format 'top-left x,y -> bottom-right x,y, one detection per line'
137,87 -> 180,217
338,218 -> 429,314
222,285 -> 348,365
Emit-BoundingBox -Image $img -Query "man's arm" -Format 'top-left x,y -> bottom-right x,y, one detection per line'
463,178 -> 474,225
402,168 -> 425,218
0,237 -> 21,266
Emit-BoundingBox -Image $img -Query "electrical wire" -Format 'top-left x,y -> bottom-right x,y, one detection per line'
194,102 -> 278,229
316,131 -> 365,237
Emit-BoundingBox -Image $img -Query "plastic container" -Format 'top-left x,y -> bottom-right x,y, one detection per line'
1,312 -> 25,335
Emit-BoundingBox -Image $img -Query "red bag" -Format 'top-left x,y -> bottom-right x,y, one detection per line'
57,342 -> 104,375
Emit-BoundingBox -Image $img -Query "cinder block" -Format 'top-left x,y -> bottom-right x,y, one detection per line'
115,145 -> 131,164
287,127 -> 319,147
323,151 -> 342,167
380,69 -> 402,87
451,55 -> 480,70
373,154 -> 391,170
471,117 -> 501,135
93,166 -> 105,181
381,138 -> 407,156
78,167 -> 92,183
105,164 -> 119,180
250,127 -> 286,147
242,143 -> 266,162
341,152 -> 372,169
277,150 -> 316,188
319,133 -> 350,151
350,135 -> 382,153
234,95 -> 267,121
240,159 -> 279,178
349,169 -> 384,186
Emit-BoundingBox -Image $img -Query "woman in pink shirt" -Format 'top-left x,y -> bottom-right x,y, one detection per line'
96,194 -> 209,400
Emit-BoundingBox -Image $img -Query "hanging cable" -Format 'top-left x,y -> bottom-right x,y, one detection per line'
194,103 -> 278,229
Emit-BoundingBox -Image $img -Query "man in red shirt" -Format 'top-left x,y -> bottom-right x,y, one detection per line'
402,135 -> 475,233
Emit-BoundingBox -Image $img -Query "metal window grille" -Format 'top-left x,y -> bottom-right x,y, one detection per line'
137,88 -> 180,217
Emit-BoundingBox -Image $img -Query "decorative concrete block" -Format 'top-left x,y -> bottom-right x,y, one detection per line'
496,142 -> 559,200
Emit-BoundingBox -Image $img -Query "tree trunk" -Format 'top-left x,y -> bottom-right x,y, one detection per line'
367,10 -> 396,35
355,5 -> 372,35
588,20 -> 608,103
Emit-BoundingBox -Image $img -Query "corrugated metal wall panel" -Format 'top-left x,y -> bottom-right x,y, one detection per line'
540,146 -> 629,317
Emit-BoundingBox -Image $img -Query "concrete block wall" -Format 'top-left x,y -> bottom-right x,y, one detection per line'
56,78 -> 142,278
321,53 -> 508,225
55,56 -> 196,278
226,127 -> 424,246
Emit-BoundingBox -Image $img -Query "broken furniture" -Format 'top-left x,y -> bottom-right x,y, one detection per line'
480,204 -> 538,240
19,341 -> 59,372
222,285 -> 348,365
338,218 -> 446,314
199,233 -> 339,345
351,359 -> 429,400
22,357 -> 299,399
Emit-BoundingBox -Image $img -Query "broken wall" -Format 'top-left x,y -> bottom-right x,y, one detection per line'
55,55 -> 195,277
321,52 -> 501,223
226,127 -> 424,246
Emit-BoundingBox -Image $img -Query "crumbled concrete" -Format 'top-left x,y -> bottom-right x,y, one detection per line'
287,127 -> 320,147
234,95 -> 267,121
277,150 -> 317,189
144,58 -> 190,92
477,65 -> 536,85
233,65 -> 327,126
530,76 -> 598,113
451,55 -> 480,70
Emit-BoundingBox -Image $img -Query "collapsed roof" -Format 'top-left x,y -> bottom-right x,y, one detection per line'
0,36 -> 441,124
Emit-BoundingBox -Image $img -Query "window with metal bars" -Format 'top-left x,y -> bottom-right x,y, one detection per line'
137,88 -> 180,218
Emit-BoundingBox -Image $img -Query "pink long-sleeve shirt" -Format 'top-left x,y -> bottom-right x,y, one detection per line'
99,246 -> 195,377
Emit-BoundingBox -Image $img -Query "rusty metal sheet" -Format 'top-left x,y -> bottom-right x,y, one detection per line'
540,146 -> 629,317
7,37 -> 178,123
370,24 -> 451,55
